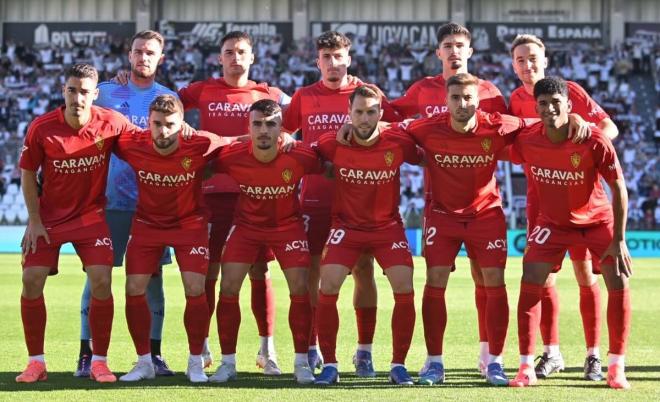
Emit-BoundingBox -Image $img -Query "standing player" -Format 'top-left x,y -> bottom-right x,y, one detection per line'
282,31 -> 400,374
114,95 -> 228,383
17,64 -> 140,383
390,22 -> 508,374
209,99 -> 319,384
400,74 -> 523,386
76,30 -> 177,378
178,31 -> 291,372
509,77 -> 631,390
312,85 -> 422,385
509,34 -> 619,380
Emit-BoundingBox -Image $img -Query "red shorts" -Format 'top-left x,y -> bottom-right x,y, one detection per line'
204,193 -> 274,264
321,223 -> 413,270
221,223 -> 311,269
126,222 -> 209,275
22,221 -> 113,273
423,207 -> 507,269
524,220 -> 613,269
302,208 -> 332,256
527,203 -> 595,272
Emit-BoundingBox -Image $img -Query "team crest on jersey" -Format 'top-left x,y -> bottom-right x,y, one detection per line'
570,153 -> 581,169
384,151 -> 394,167
481,138 -> 492,153
282,169 -> 293,183
181,156 -> 192,171
95,135 -> 104,151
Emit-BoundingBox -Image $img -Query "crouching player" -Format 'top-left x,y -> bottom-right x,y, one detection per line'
311,85 -> 422,385
115,95 -> 229,383
509,77 -> 632,389
209,99 -> 320,384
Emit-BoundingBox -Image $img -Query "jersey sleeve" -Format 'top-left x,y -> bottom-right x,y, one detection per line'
390,81 -> 421,118
313,132 -> 337,161
282,90 -> 302,133
18,122 -> 44,171
381,97 -> 403,122
481,82 -> 508,114
568,82 -> 610,124
296,147 -> 324,174
592,135 -> 623,182
177,81 -> 203,110
271,86 -> 292,106
509,137 -> 526,165
390,128 -> 423,164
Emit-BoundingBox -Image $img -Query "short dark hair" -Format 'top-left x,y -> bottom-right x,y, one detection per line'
534,76 -> 568,99
316,30 -> 351,51
150,94 -> 184,115
446,73 -> 479,90
130,30 -> 164,50
65,63 -> 98,82
436,22 -> 471,44
349,84 -> 382,105
220,31 -> 253,49
250,99 -> 281,116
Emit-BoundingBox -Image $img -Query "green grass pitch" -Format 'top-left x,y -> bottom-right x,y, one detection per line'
0,254 -> 658,401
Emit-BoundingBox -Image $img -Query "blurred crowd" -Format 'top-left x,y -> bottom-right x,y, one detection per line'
1,33 -> 658,228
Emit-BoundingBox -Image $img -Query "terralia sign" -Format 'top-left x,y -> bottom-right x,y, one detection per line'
468,22 -> 604,51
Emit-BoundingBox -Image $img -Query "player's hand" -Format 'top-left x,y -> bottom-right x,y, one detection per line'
279,132 -> 297,153
22,218 -> 50,255
337,123 -> 354,145
601,239 -> 633,278
377,121 -> 393,131
180,122 -> 196,140
346,75 -> 361,86
112,69 -> 130,86
567,113 -> 592,144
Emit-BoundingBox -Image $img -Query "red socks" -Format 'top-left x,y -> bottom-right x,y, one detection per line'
204,279 -> 217,337
607,288 -> 631,355
316,292 -> 339,364
517,282 -> 543,356
289,294 -> 312,353
251,278 -> 275,337
579,282 -> 601,349
422,285 -> 447,355
21,295 -> 46,356
475,285 -> 488,343
125,294 -> 151,355
485,286 -> 509,356
89,296 -> 114,357
540,285 -> 560,346
217,294 -> 241,355
185,294 -> 210,355
392,292 -> 415,364
355,307 -> 377,345
308,306 -> 318,347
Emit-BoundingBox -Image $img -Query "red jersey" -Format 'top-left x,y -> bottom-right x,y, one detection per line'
403,111 -> 524,218
178,77 -> 287,194
115,132 -> 227,229
214,142 -> 323,229
282,80 -> 401,211
313,128 -> 423,230
391,75 -> 508,118
508,80 -> 611,221
19,106 -> 139,232
510,123 -> 622,228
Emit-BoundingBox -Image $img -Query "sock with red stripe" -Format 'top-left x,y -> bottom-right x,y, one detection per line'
392,292 -> 415,364
355,306 -> 377,346
579,282 -> 601,350
125,294 -> 151,356
289,293 -> 312,354
309,306 -> 318,348
89,296 -> 114,357
607,288 -> 631,355
540,285 -> 560,346
517,282 -> 543,356
316,292 -> 339,364
185,294 -> 210,355
21,295 -> 47,356
217,294 -> 241,355
251,278 -> 275,337
422,285 -> 446,355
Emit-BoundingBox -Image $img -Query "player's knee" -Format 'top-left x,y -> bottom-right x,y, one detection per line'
601,266 -> 628,291
425,267 -> 450,287
219,279 -> 241,296
481,268 -> 505,286
125,279 -> 146,296
184,281 -> 205,297
21,272 -> 45,297
543,272 -> 557,287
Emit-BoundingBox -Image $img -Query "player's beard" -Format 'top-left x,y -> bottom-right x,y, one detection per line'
132,65 -> 156,80
452,108 -> 474,123
354,124 -> 377,140
154,132 -> 179,150
256,135 -> 274,150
